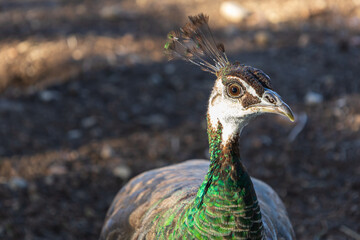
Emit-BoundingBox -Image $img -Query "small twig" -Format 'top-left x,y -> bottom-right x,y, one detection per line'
340,225 -> 360,240
288,112 -> 308,142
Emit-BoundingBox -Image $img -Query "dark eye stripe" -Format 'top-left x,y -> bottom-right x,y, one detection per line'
242,92 -> 261,108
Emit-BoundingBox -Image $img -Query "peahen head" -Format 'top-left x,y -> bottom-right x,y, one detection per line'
208,63 -> 294,142
165,14 -> 294,142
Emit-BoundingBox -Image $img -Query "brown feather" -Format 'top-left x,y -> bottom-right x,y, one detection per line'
164,13 -> 229,74
100,160 -> 295,240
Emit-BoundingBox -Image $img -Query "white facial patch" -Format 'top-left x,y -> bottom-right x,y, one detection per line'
207,77 -> 262,143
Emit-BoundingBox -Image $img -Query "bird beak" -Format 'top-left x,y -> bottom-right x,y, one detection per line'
251,90 -> 295,122
259,101 -> 295,122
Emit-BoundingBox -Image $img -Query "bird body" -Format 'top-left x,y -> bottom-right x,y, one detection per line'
100,160 -> 294,240
100,14 -> 295,240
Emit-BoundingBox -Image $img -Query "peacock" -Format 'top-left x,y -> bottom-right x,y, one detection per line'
100,14 -> 295,240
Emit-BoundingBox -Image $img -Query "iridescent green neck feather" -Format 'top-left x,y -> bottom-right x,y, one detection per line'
154,115 -> 264,239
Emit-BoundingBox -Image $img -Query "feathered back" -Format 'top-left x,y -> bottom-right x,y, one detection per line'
164,13 -> 229,74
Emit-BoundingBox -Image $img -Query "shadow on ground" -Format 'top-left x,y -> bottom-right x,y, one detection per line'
0,0 -> 360,239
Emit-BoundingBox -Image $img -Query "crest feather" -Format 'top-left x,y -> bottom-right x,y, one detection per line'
164,13 -> 229,74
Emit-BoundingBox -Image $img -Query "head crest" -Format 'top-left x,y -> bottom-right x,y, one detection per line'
164,13 -> 229,75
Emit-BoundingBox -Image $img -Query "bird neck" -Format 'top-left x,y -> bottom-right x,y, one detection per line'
185,114 -> 263,238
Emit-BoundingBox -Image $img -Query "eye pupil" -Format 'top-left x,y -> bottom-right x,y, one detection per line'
231,86 -> 238,94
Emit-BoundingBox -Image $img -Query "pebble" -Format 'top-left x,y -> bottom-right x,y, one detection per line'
45,175 -> 55,185
100,5 -> 138,20
39,90 -> 61,102
333,97 -> 348,117
113,165 -> 132,180
336,97 -> 347,108
81,116 -> 97,128
100,5 -> 122,19
304,91 -> 323,105
84,207 -> 95,217
220,1 -> 250,23
139,114 -> 166,126
255,31 -> 271,46
350,36 -> 360,47
8,177 -> 28,190
164,64 -> 176,75
171,137 -> 180,152
100,145 -> 114,159
48,164 -> 67,175
17,41 -> 30,53
298,34 -> 310,47
149,73 -> 162,85
321,75 -> 335,88
66,35 -> 78,49
72,49 -> 84,60
68,129 -> 82,139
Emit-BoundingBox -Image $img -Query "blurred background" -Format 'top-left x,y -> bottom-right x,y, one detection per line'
0,0 -> 359,239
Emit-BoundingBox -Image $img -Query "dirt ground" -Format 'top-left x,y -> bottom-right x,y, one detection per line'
0,0 -> 359,239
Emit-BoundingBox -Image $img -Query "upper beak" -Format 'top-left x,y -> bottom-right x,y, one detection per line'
252,89 -> 295,122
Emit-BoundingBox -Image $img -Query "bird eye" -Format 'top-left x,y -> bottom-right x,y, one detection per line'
227,82 -> 244,98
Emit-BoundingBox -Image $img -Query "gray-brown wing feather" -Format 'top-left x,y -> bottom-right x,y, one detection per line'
100,160 -> 295,240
